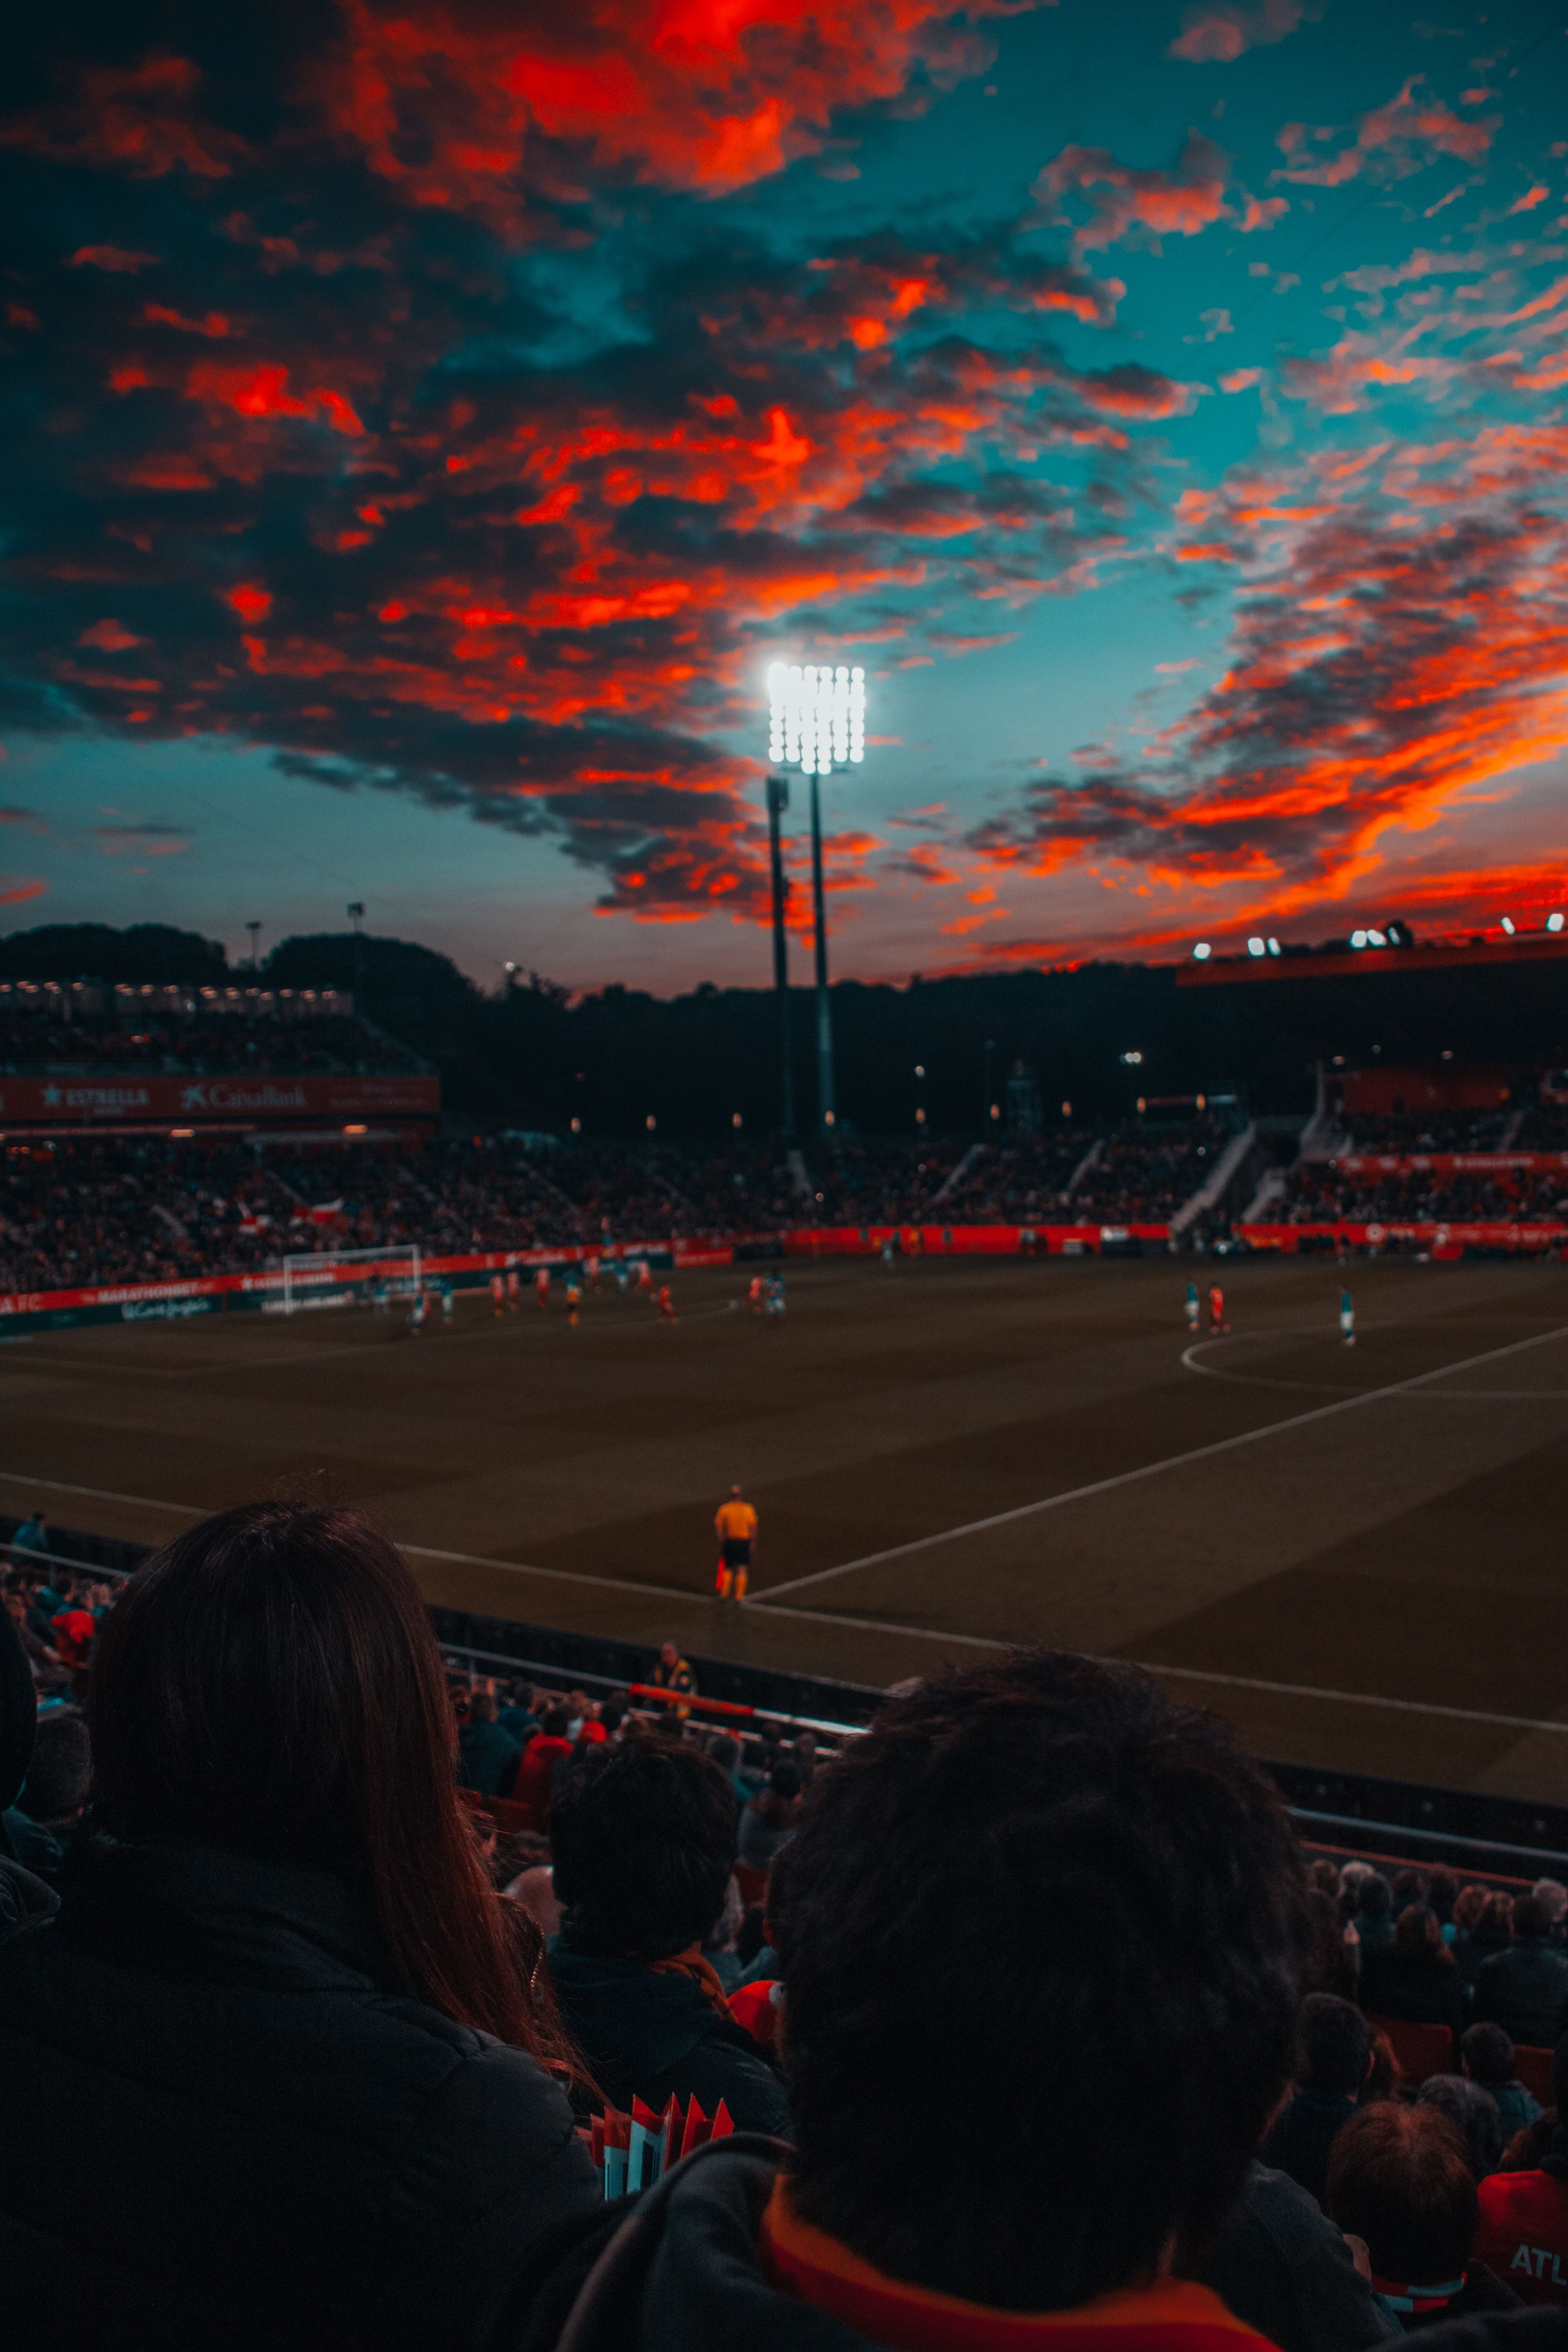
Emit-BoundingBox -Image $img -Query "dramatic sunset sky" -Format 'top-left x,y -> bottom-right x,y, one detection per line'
4,0 -> 1568,987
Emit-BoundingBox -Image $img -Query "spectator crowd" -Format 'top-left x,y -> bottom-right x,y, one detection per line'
5,1501 -> 1568,2352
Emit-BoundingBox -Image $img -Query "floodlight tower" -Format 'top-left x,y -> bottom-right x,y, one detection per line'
767,662 -> 866,1134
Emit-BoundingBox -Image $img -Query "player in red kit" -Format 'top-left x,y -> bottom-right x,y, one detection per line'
490,1273 -> 505,1319
1208,1283 -> 1227,1333
657,1283 -> 678,1324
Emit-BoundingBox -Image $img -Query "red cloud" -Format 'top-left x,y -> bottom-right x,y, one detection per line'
1168,0 -> 1316,64
1275,77 -> 1498,190
310,0 -> 1017,213
1033,132 -> 1230,254
3,53 -> 248,178
70,245 -> 161,272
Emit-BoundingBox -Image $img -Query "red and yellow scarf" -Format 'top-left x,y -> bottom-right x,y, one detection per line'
759,2179 -> 1279,2352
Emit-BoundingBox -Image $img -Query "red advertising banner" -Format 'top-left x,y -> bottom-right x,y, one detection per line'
782,1222 -> 1169,1255
0,1073 -> 439,1125
1334,1153 -> 1568,1176
1242,1220 -> 1567,1254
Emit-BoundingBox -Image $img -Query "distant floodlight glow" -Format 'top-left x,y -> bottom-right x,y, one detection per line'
1366,928 -> 1387,947
1247,936 -> 1265,957
1351,930 -> 1368,948
1267,938 -> 1280,956
1192,940 -> 1211,960
1549,912 -> 1564,932
768,660 -> 866,774
1501,915 -> 1516,935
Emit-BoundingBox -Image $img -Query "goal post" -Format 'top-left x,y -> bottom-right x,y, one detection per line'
278,1244 -> 422,1317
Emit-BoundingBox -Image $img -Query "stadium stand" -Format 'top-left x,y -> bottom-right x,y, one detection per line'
0,980 -> 421,1077
1,1116 -> 1239,1295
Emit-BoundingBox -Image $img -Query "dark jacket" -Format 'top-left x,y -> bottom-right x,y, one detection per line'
1204,2161 -> 1399,2352
516,2142 -> 1564,2352
0,1605 -> 59,1933
1474,1942 -> 1568,2052
1263,2088 -> 1361,2209
1457,1932 -> 1516,1997
547,1940 -> 790,2136
1361,1945 -> 1466,2038
458,1716 -> 523,1799
0,1834 -> 600,2352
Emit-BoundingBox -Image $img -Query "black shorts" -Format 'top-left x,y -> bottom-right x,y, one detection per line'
721,1538 -> 752,1568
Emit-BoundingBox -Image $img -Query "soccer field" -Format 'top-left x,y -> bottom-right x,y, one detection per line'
7,1251 -> 1568,1803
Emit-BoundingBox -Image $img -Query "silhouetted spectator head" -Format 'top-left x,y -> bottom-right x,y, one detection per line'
1462,2023 -> 1517,2087
767,1761 -> 802,1802
1306,1859 -> 1341,1899
1357,1873 -> 1393,1923
549,1730 -> 737,1962
658,1641 -> 679,1672
1302,1888 -> 1356,1997
1428,1869 -> 1459,1927
17,1706 -> 91,1825
1417,2076 -> 1503,2180
705,1731 -> 740,1773
1513,1894 -> 1552,1941
540,1706 -> 570,1739
1393,1868 -> 1429,1911
1297,1991 -> 1373,2097
1340,1861 -> 1373,1899
1481,1891 -> 1515,1938
470,1688 -> 498,1724
771,1650 -> 1308,2312
1533,1878 -> 1568,1928
89,1500 -> 577,2068
1328,2105 -> 1477,2292
1395,1902 -> 1451,1960
599,1695 -> 629,1737
1453,1884 -> 1490,1936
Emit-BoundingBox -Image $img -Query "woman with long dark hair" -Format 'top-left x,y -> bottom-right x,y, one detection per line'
0,1502 -> 601,2351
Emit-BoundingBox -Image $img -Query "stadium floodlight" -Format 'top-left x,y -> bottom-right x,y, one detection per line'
1192,941 -> 1211,960
1550,912 -> 1565,933
1501,916 -> 1517,935
1267,938 -> 1280,956
1350,930 -> 1368,948
764,660 -> 869,1135
768,662 -> 866,774
1367,928 -> 1387,947
1247,936 -> 1266,957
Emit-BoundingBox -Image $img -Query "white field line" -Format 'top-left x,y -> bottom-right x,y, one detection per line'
761,1321 -> 1568,1601
5,1472 -> 1567,1737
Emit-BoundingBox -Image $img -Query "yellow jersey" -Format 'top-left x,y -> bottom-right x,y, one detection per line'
715,1499 -> 758,1542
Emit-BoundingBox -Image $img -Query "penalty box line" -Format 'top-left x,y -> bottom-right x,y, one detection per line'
760,1320 -> 1568,1603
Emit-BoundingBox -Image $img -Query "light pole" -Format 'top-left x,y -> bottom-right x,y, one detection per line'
765,776 -> 795,1138
245,920 -> 262,973
347,902 -> 365,1011
983,1037 -> 995,1133
767,661 -> 866,1135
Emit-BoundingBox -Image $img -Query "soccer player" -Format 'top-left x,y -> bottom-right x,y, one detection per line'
748,1273 -> 765,1315
440,1280 -> 454,1326
614,1258 -> 631,1295
766,1273 -> 786,1322
373,1279 -> 392,1317
490,1272 -> 505,1319
1339,1287 -> 1356,1348
505,1267 -> 520,1312
585,1252 -> 600,1291
533,1266 -> 549,1310
565,1277 -> 582,1327
650,1638 -> 696,1720
1184,1279 -> 1200,1331
714,1483 -> 758,1603
881,1234 -> 896,1267
408,1285 -> 428,1337
636,1258 -> 653,1293
657,1282 -> 678,1324
1208,1282 -> 1227,1334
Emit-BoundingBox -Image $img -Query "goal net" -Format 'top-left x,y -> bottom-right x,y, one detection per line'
277,1244 -> 423,1317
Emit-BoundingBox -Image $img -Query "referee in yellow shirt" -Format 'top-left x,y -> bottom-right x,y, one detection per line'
714,1484 -> 758,1603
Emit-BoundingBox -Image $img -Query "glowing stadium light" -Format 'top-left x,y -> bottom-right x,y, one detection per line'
1192,941 -> 1212,960
1267,938 -> 1280,956
767,661 -> 867,774
1350,930 -> 1367,948
1366,928 -> 1387,947
1120,1050 -> 1144,1065
1501,916 -> 1517,935
1247,936 -> 1266,956
1549,913 -> 1565,932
